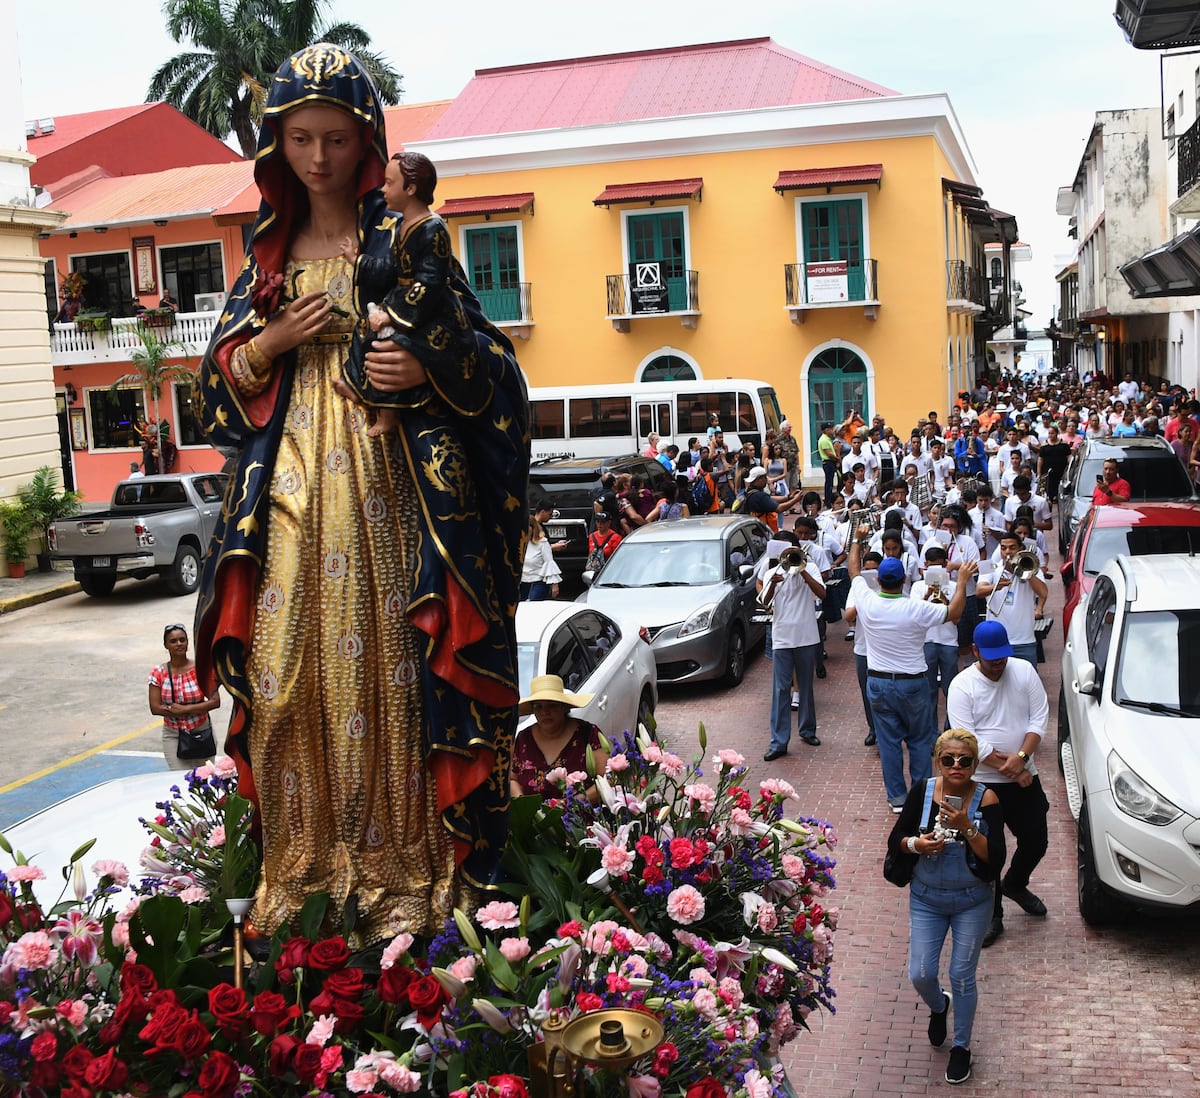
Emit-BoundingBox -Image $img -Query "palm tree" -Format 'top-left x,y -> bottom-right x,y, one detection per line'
147,0 -> 402,158
110,329 -> 197,472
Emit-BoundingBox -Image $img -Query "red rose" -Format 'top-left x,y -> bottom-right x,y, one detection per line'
0,892 -> 14,928
268,1033 -> 301,1076
61,1045 -> 94,1081
308,936 -> 350,971
250,989 -> 300,1036
29,1059 -> 61,1088
141,999 -> 188,1047
30,1030 -> 57,1062
207,984 -> 248,1037
84,1048 -> 130,1091
198,1049 -> 241,1098
276,936 -> 312,983
488,1075 -> 530,1098
329,996 -> 365,1034
322,967 -> 367,1001
120,963 -> 159,999
16,904 -> 42,931
407,975 -> 447,1029
575,992 -> 603,1012
293,1043 -> 325,1085
62,1086 -> 92,1098
377,964 -> 417,1006
686,1078 -> 726,1098
251,270 -> 286,320
172,1011 -> 212,1059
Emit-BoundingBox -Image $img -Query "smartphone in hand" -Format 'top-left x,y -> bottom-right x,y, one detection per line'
941,795 -> 962,811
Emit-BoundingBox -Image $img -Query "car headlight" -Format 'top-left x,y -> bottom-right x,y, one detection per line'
678,603 -> 717,638
1107,750 -> 1182,826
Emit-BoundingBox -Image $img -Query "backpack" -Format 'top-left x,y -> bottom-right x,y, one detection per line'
690,474 -> 715,513
730,491 -> 746,514
586,531 -> 614,571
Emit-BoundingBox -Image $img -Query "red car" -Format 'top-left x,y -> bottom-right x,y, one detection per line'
1060,502 -> 1200,634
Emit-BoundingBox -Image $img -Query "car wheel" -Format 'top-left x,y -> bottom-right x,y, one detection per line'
1056,684 -> 1069,774
722,625 -> 746,687
1077,804 -> 1127,927
636,687 -> 657,740
165,545 -> 201,596
77,572 -> 116,598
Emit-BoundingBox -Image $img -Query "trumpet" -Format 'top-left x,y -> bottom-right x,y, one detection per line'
757,545 -> 809,614
923,564 -> 950,605
985,549 -> 1040,616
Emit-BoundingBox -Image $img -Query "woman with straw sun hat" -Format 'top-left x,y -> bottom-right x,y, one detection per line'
509,675 -> 609,800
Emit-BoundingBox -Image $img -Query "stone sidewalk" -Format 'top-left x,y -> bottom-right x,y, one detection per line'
0,568 -> 79,614
652,564 -> 1200,1096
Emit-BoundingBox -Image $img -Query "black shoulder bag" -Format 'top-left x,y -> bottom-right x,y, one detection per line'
167,665 -> 217,761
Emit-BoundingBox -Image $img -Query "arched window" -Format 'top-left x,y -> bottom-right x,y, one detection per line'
806,347 -> 868,459
990,256 -> 1003,287
640,354 -> 697,382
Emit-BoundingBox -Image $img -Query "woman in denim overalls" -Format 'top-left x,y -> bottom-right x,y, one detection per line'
888,729 -> 1005,1085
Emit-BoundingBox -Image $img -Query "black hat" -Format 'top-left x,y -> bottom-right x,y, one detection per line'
596,511 -> 611,521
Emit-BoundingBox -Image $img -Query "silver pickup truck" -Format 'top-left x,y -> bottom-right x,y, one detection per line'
48,473 -> 227,598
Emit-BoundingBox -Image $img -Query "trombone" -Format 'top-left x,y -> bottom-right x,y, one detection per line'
985,549 -> 1040,616
757,545 -> 809,613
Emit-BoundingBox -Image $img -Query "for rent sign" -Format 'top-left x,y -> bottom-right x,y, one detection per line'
806,260 -> 848,303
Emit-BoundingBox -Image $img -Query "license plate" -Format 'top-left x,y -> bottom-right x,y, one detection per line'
546,526 -> 567,539
92,557 -> 111,568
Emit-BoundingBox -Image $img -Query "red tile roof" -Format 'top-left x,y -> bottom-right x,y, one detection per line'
424,37 -> 898,139
26,105 -> 158,157
773,164 -> 883,191
438,193 -> 535,218
47,161 -> 256,230
593,179 -> 703,206
382,100 -> 453,149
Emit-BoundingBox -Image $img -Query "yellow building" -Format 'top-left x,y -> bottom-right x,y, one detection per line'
414,37 -> 1017,474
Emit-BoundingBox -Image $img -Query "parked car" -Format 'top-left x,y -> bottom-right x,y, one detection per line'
517,600 -> 657,740
579,515 -> 771,686
1058,554 -> 1200,925
528,454 -> 673,574
1055,436 -> 1193,554
48,473 -> 227,597
1059,502 -> 1200,635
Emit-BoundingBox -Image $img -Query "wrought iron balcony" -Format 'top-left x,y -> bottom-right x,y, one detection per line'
1177,115 -> 1200,213
475,283 -> 534,339
51,310 -> 220,367
783,259 -> 879,324
946,261 -> 986,314
605,270 -> 699,332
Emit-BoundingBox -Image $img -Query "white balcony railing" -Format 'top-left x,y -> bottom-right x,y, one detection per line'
51,311 -> 221,367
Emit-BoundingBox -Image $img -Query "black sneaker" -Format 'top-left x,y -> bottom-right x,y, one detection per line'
946,1045 -> 971,1085
928,990 -> 951,1047
864,731 -> 877,746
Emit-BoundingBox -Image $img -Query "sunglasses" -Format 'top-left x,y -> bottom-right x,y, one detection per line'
939,754 -> 975,769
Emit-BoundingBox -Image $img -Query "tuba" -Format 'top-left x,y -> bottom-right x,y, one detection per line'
985,549 -> 1040,616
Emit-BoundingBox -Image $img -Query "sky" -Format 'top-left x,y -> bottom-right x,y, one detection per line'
14,0 -> 1165,328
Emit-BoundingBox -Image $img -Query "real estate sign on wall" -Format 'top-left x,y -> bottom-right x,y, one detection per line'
630,261 -> 670,314
806,260 -> 848,303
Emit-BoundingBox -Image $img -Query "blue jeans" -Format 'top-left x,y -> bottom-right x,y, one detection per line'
521,580 -> 552,601
769,644 -> 818,753
909,882 -> 992,1049
1010,642 -> 1037,666
866,675 -> 935,802
924,642 -> 959,734
855,653 -> 874,735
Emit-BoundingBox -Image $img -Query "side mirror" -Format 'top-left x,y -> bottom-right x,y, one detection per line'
1060,559 -> 1075,584
582,570 -> 595,587
1075,661 -> 1098,697
737,563 -> 755,583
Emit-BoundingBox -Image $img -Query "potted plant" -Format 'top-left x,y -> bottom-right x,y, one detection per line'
18,466 -> 82,571
0,498 -> 35,578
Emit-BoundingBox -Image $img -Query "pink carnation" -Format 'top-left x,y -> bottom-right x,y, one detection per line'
91,860 -> 130,887
381,932 -> 414,970
380,1062 -> 423,1092
56,998 -> 88,1028
756,903 -> 779,933
780,854 -> 807,882
6,865 -> 45,882
476,901 -> 520,930
448,954 -> 478,982
499,937 -> 531,963
601,845 -> 635,876
684,783 -> 717,815
713,748 -> 746,770
605,754 -> 629,772
207,826 -> 226,847
729,807 -> 755,836
759,778 -> 798,801
308,1016 -> 336,1046
665,885 -> 705,925
347,1069 -> 379,1093
691,987 -> 719,1019
659,752 -> 686,779
176,886 -> 210,905
4,931 -> 55,971
544,767 -> 568,786
213,755 -> 238,777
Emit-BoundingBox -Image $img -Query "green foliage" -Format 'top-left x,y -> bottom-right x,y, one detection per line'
18,465 -> 82,553
148,0 -> 403,157
123,894 -> 222,1005
0,499 -> 34,563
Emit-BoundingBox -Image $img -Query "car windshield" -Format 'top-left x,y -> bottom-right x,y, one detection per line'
1113,609 -> 1200,715
595,540 -> 725,587
1084,525 -> 1200,576
516,642 -> 539,699
1078,455 -> 1193,499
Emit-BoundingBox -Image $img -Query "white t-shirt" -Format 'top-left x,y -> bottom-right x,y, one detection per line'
904,451 -> 934,479
842,448 -> 879,480
1118,379 -> 1141,403
941,532 -> 980,594
997,442 -> 1031,469
1003,493 -> 1051,526
981,564 -> 1038,645
856,589 -> 949,674
845,574 -> 874,657
946,659 -> 1048,785
931,455 -> 956,490
911,579 -> 960,646
766,559 -> 823,649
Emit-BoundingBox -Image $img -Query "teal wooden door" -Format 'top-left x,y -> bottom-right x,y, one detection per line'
626,211 -> 686,310
465,226 -> 520,321
802,200 -> 866,300
806,347 -> 869,464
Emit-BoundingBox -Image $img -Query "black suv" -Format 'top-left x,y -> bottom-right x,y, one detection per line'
529,454 -> 674,573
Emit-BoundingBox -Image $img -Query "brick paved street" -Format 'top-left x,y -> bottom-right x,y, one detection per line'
650,562 -> 1200,1097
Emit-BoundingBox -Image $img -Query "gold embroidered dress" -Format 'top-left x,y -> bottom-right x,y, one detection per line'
231,257 -> 454,941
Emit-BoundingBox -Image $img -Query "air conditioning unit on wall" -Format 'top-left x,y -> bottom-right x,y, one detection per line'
194,292 -> 226,314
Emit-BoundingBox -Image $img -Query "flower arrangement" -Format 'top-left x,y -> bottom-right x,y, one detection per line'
59,271 -> 86,300
0,729 -> 838,1098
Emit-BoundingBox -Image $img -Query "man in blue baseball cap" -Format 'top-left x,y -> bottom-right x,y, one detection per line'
947,620 -> 1050,948
844,523 -> 977,812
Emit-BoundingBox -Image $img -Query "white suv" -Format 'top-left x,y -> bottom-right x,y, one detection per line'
1059,554 -> 1200,925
